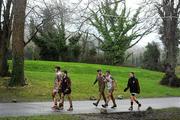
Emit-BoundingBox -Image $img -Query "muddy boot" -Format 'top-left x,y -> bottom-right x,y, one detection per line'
138,103 -> 141,110
67,106 -> 73,111
93,102 -> 98,107
128,106 -> 133,111
102,103 -> 108,108
111,104 -> 117,109
59,102 -> 64,110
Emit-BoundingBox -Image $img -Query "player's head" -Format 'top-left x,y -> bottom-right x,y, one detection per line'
63,70 -> 68,76
129,72 -> 135,77
106,70 -> 110,76
55,66 -> 61,72
97,69 -> 102,75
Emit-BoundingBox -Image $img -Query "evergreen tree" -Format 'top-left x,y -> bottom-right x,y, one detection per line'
142,42 -> 161,71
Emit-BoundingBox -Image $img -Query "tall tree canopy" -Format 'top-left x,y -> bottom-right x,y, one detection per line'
89,0 -> 150,65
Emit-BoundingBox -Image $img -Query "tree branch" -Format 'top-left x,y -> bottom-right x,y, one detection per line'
24,20 -> 44,46
128,23 -> 155,49
80,30 -> 104,44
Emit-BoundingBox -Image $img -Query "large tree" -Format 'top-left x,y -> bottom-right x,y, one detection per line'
88,0 -> 151,65
67,33 -> 82,62
29,0 -> 72,61
142,42 -> 161,71
30,7 -> 68,61
0,0 -> 12,77
155,0 -> 180,87
9,0 -> 27,86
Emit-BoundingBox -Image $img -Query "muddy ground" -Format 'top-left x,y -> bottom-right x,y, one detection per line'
76,108 -> 180,120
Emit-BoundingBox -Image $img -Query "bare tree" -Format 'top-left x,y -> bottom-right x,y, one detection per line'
156,0 -> 180,87
143,0 -> 180,87
0,0 -> 12,77
9,0 -> 27,86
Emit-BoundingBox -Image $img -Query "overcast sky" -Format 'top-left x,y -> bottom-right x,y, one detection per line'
76,0 -> 162,47
30,0 -> 162,48
126,0 -> 161,47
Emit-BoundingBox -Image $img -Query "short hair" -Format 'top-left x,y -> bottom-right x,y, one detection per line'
55,66 -> 61,71
97,69 -> 102,72
130,72 -> 135,76
63,70 -> 68,74
106,70 -> 110,74
130,72 -> 135,75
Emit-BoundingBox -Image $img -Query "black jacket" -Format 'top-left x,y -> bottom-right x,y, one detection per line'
124,77 -> 140,94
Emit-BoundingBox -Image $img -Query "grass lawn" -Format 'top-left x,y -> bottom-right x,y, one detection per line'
0,60 -> 180,102
0,115 -> 80,120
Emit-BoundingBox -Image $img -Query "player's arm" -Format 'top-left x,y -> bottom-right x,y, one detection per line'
111,76 -> 116,89
67,78 -> 71,88
124,79 -> 130,92
57,74 -> 61,88
113,80 -> 117,90
103,75 -> 108,82
93,76 -> 98,85
136,79 -> 140,94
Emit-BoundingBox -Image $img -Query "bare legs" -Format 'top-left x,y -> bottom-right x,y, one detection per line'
102,90 -> 117,108
129,95 -> 141,110
52,92 -> 58,108
93,91 -> 106,106
60,94 -> 73,111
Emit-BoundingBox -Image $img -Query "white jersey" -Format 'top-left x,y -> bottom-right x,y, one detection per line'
54,71 -> 63,90
105,75 -> 114,90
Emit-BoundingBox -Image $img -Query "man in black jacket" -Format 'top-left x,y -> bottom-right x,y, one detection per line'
124,72 -> 141,111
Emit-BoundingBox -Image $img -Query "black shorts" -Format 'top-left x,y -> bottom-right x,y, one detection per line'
131,93 -> 137,96
62,88 -> 71,95
58,88 -> 62,94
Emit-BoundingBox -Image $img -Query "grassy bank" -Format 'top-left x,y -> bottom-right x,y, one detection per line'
0,60 -> 179,102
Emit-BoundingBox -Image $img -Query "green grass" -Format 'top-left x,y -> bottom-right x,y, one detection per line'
0,60 -> 180,102
0,115 -> 80,120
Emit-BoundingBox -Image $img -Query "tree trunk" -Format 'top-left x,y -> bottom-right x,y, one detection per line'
160,1 -> 180,87
0,0 -> 3,29
9,0 -> 27,86
0,0 -> 12,77
0,34 -> 9,77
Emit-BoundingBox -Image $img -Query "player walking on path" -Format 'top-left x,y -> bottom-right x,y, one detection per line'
124,72 -> 141,111
102,70 -> 117,108
93,69 -> 107,106
59,70 -> 73,111
52,66 -> 63,109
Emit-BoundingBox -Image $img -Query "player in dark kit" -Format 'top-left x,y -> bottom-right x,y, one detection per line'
59,70 -> 73,111
124,72 -> 141,111
93,69 -> 107,107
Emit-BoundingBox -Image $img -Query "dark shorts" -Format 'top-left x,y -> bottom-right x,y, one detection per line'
131,93 -> 137,96
62,88 -> 71,95
58,88 -> 62,94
